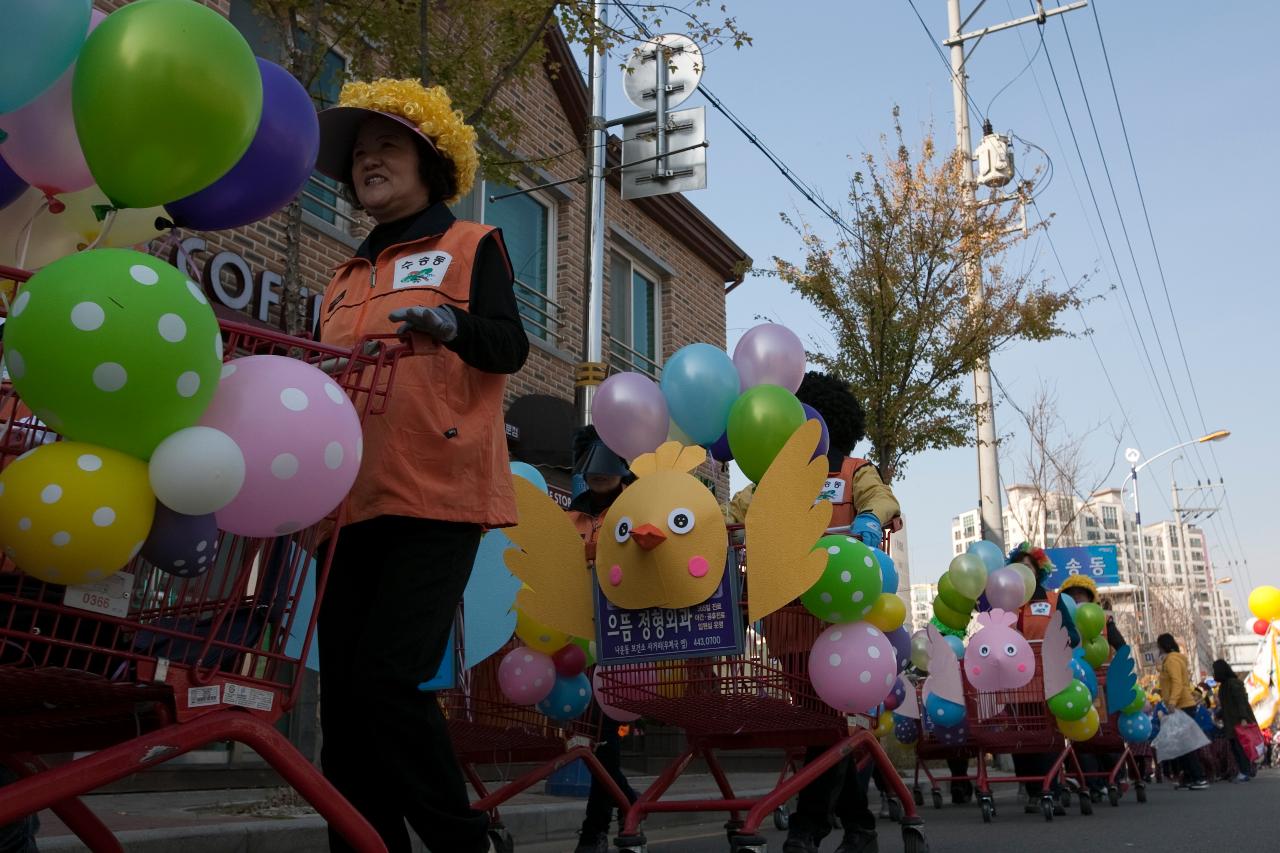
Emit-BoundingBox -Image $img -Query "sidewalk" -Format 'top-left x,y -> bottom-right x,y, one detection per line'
33,770 -> 790,852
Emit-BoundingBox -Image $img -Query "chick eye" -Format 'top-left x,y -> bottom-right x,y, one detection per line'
978,645 -> 990,657
667,508 -> 695,535
614,517 -> 632,543
1004,644 -> 1018,657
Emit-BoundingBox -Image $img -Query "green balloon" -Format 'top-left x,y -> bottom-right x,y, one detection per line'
1082,635 -> 1110,668
932,595 -> 971,632
1048,680 -> 1092,721
726,384 -> 805,483
1122,686 -> 1146,715
947,552 -> 988,600
5,249 -> 222,459
801,534 -> 883,623
910,629 -> 930,672
72,0 -> 263,208
937,574 -> 977,614
1073,602 -> 1105,639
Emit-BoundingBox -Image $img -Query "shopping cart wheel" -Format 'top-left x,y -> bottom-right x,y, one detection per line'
930,788 -> 943,810
1040,797 -> 1055,822
912,786 -> 924,806
980,798 -> 994,823
615,833 -> 647,853
1079,794 -> 1093,816
728,834 -> 767,853
1107,785 -> 1120,807
772,807 -> 790,831
887,796 -> 903,823
901,824 -> 929,853
1135,785 -> 1147,804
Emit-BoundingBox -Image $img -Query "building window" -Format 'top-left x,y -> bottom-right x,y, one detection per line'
1086,531 -> 1100,541
609,252 -> 661,377
229,1 -> 353,231
481,182 -> 556,342
954,530 -> 962,540
955,544 -> 963,555
963,524 -> 975,539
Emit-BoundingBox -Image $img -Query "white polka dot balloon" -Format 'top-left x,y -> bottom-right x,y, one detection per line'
808,622 -> 898,713
2,249 -> 222,459
148,426 -> 246,515
0,441 -> 155,585
199,355 -> 363,537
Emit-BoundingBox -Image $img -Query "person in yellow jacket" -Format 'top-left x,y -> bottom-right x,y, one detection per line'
1157,633 -> 1210,789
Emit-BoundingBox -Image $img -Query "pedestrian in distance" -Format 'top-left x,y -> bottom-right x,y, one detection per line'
1213,659 -> 1258,782
1156,633 -> 1210,790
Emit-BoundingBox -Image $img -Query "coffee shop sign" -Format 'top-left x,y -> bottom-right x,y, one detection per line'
170,237 -> 323,332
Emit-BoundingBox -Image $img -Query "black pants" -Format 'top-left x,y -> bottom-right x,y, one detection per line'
1013,753 -> 1053,798
0,767 -> 38,853
1171,707 -> 1206,784
789,749 -> 874,842
1227,735 -> 1251,776
946,757 -> 971,797
580,716 -> 637,838
318,515 -> 488,853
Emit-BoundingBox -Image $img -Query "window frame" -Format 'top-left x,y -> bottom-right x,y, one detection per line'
477,178 -> 559,344
608,249 -> 664,378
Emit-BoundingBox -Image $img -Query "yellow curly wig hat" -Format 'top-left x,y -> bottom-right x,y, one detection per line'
314,78 -> 478,205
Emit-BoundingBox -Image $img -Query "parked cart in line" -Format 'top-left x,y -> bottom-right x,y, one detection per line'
1070,664 -> 1150,807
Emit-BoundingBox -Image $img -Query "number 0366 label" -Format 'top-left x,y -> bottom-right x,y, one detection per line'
63,572 -> 134,618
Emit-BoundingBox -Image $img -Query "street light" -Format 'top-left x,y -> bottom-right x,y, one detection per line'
1122,430 -> 1231,641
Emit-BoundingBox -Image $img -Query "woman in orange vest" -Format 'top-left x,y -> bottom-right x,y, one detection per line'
312,79 -> 528,853
566,426 -> 638,853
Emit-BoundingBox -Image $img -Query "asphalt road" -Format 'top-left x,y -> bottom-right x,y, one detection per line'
522,770 -> 1277,853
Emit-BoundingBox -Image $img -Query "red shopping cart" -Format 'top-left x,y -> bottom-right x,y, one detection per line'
437,634 -> 632,842
595,534 -> 927,853
1070,664 -> 1149,806
0,264 -> 404,852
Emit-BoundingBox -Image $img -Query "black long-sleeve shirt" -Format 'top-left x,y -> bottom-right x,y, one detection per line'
357,203 -> 530,375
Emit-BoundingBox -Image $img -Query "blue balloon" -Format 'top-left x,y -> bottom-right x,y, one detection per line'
1118,710 -> 1152,744
0,154 -> 28,212
510,461 -> 547,492
0,0 -> 92,113
1060,592 -> 1078,618
932,720 -> 969,746
924,692 -> 965,727
967,539 -> 1005,574
1070,657 -> 1098,699
871,547 -> 898,594
945,635 -> 965,659
536,672 -> 592,720
660,343 -> 740,445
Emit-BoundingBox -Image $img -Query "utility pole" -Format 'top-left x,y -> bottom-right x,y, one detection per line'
576,0 -> 609,427
941,0 -> 1087,547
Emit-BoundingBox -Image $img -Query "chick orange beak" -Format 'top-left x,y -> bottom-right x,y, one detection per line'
630,523 -> 667,551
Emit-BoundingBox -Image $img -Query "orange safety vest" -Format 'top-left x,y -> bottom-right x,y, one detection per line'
1017,589 -> 1061,641
823,456 -> 871,529
318,221 -> 516,529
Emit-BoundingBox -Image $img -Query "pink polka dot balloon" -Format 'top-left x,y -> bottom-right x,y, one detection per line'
592,667 -> 641,723
809,622 -> 898,713
498,646 -> 556,705
199,355 -> 363,537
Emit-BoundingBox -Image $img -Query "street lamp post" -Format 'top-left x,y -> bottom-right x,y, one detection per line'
1123,430 -> 1230,641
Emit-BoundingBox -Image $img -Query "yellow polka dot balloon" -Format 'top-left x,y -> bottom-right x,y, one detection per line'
0,442 -> 156,585
515,607 -> 572,655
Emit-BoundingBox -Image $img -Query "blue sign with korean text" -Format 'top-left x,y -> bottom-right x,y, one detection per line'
595,557 -> 744,666
1044,545 -> 1120,589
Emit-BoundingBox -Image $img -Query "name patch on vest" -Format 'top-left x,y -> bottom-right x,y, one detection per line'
817,477 -> 847,505
394,251 -> 453,289
1029,602 -> 1052,617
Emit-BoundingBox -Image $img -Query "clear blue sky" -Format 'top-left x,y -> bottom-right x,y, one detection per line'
632,1 -> 1278,615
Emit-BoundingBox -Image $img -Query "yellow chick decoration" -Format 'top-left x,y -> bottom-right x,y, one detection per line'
503,419 -> 833,638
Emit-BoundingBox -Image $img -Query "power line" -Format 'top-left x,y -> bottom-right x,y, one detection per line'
904,0 -> 986,125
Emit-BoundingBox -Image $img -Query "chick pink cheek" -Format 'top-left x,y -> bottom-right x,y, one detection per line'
1017,663 -> 1027,673
971,666 -> 982,677
687,555 -> 710,578
608,565 -> 623,587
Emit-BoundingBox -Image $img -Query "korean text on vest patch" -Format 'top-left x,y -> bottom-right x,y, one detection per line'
394,251 -> 454,289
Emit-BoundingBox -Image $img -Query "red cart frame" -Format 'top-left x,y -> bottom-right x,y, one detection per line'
1069,664 -> 1150,807
0,264 -> 403,852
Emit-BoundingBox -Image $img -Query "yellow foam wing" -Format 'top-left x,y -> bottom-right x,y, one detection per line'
744,419 -> 833,623
502,477 -> 597,639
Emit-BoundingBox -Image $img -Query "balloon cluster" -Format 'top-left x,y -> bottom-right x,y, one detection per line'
496,610 -> 608,721
1074,602 -> 1110,668
804,537 -> 909,713
1248,585 -> 1280,635
0,250 -> 363,584
0,1 -> 319,268
592,324 -> 814,481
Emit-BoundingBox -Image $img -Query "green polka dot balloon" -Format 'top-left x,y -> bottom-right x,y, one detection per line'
4,249 -> 221,460
1047,679 -> 1093,721
800,534 -> 883,624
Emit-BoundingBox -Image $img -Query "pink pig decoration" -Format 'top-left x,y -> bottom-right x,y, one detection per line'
963,608 -> 1036,691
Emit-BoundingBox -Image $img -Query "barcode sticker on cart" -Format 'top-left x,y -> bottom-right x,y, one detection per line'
63,571 -> 134,618
224,682 -> 275,712
188,686 -> 222,708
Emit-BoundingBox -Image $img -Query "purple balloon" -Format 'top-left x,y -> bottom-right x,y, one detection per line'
733,324 -> 806,392
985,566 -> 1026,612
141,503 -> 221,579
165,59 -> 320,230
883,675 -> 908,711
0,154 -> 27,212
800,403 -> 830,460
593,372 -> 669,461
709,431 -> 734,462
887,626 -> 912,672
